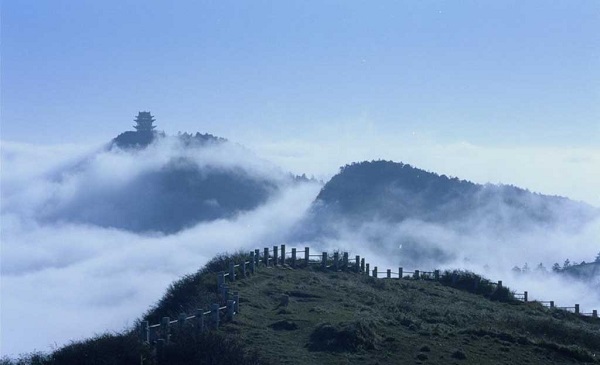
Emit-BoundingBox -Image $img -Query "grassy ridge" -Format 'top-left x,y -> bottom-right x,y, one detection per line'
3,253 -> 600,365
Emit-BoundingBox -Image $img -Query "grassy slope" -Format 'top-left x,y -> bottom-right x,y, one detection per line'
5,256 -> 600,365
225,265 -> 600,365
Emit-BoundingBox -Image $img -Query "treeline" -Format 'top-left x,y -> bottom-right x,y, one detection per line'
512,252 -> 600,275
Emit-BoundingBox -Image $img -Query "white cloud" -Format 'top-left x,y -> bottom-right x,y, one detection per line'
245,127 -> 600,207
0,139 -> 320,356
2,135 -> 598,357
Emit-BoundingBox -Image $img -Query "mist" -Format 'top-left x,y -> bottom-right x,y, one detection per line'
2,137 -> 599,357
286,200 -> 600,314
0,139 -> 320,356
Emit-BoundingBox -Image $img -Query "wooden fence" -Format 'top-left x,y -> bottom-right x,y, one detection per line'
139,244 -> 599,348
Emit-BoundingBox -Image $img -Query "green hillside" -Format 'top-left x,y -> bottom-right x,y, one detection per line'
4,252 -> 600,365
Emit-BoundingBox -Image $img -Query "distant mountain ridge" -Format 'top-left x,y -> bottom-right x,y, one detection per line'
563,261 -> 600,287
311,160 -> 597,230
39,130 -> 289,234
111,130 -> 226,150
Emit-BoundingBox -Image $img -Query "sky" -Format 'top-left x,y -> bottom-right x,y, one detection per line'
2,1 -> 599,206
1,0 -> 600,357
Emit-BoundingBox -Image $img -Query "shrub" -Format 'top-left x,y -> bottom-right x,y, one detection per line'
159,331 -> 265,365
439,270 -> 516,302
308,321 -> 379,352
50,332 -> 146,365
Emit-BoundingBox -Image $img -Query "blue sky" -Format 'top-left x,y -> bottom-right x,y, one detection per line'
2,2 -> 600,356
2,0 -> 600,203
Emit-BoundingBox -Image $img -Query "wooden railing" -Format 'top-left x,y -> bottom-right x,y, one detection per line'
138,244 -> 599,350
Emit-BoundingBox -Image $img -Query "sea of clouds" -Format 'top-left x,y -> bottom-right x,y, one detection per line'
1,136 -> 599,357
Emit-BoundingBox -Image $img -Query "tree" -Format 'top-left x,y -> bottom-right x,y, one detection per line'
552,263 -> 561,272
596,252 -> 600,263
133,111 -> 156,132
535,263 -> 547,274
563,259 -> 571,269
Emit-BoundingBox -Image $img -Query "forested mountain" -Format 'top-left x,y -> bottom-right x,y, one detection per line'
310,160 -> 597,231
37,128 -> 289,234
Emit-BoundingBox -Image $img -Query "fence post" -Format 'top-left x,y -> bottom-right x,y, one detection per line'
196,309 -> 205,335
234,292 -> 240,313
434,270 -> 440,280
342,252 -> 348,271
497,280 -> 502,288
218,272 -> 225,291
242,261 -> 247,277
593,310 -> 598,318
229,261 -> 236,281
139,321 -> 149,343
386,269 -> 391,278
250,252 -> 256,274
227,300 -> 234,321
366,263 -> 370,276
333,252 -> 339,271
361,258 -> 365,273
524,291 -> 528,302
264,248 -> 269,266
280,244 -> 285,265
355,255 -> 360,272
161,317 -> 170,344
373,266 -> 378,278
322,252 -> 327,269
414,270 -> 420,280
212,303 -> 220,329
305,247 -> 310,266
157,339 -> 165,362
292,248 -> 297,268
223,286 -> 229,302
550,301 -> 555,308
273,246 -> 278,266
575,304 -> 580,315
178,313 -> 186,331
254,249 -> 260,267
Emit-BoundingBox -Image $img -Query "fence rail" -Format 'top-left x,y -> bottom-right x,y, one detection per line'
138,244 -> 599,353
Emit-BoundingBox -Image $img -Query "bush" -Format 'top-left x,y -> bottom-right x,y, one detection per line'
144,250 -> 251,324
308,321 -> 379,352
159,331 -> 265,365
439,270 -> 516,302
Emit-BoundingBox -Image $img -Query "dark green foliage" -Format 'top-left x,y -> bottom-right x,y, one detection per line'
144,251 -> 251,324
1,352 -> 49,365
112,130 -> 157,148
301,160 -> 598,249
439,270 -> 515,302
200,251 -> 252,275
269,320 -> 299,331
561,259 -> 600,282
1,333 -> 147,365
503,314 -> 600,351
177,131 -> 227,146
308,321 -> 378,352
142,269 -> 218,324
49,333 -> 147,365
159,331 -> 264,365
451,349 -> 467,360
536,341 -> 598,363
